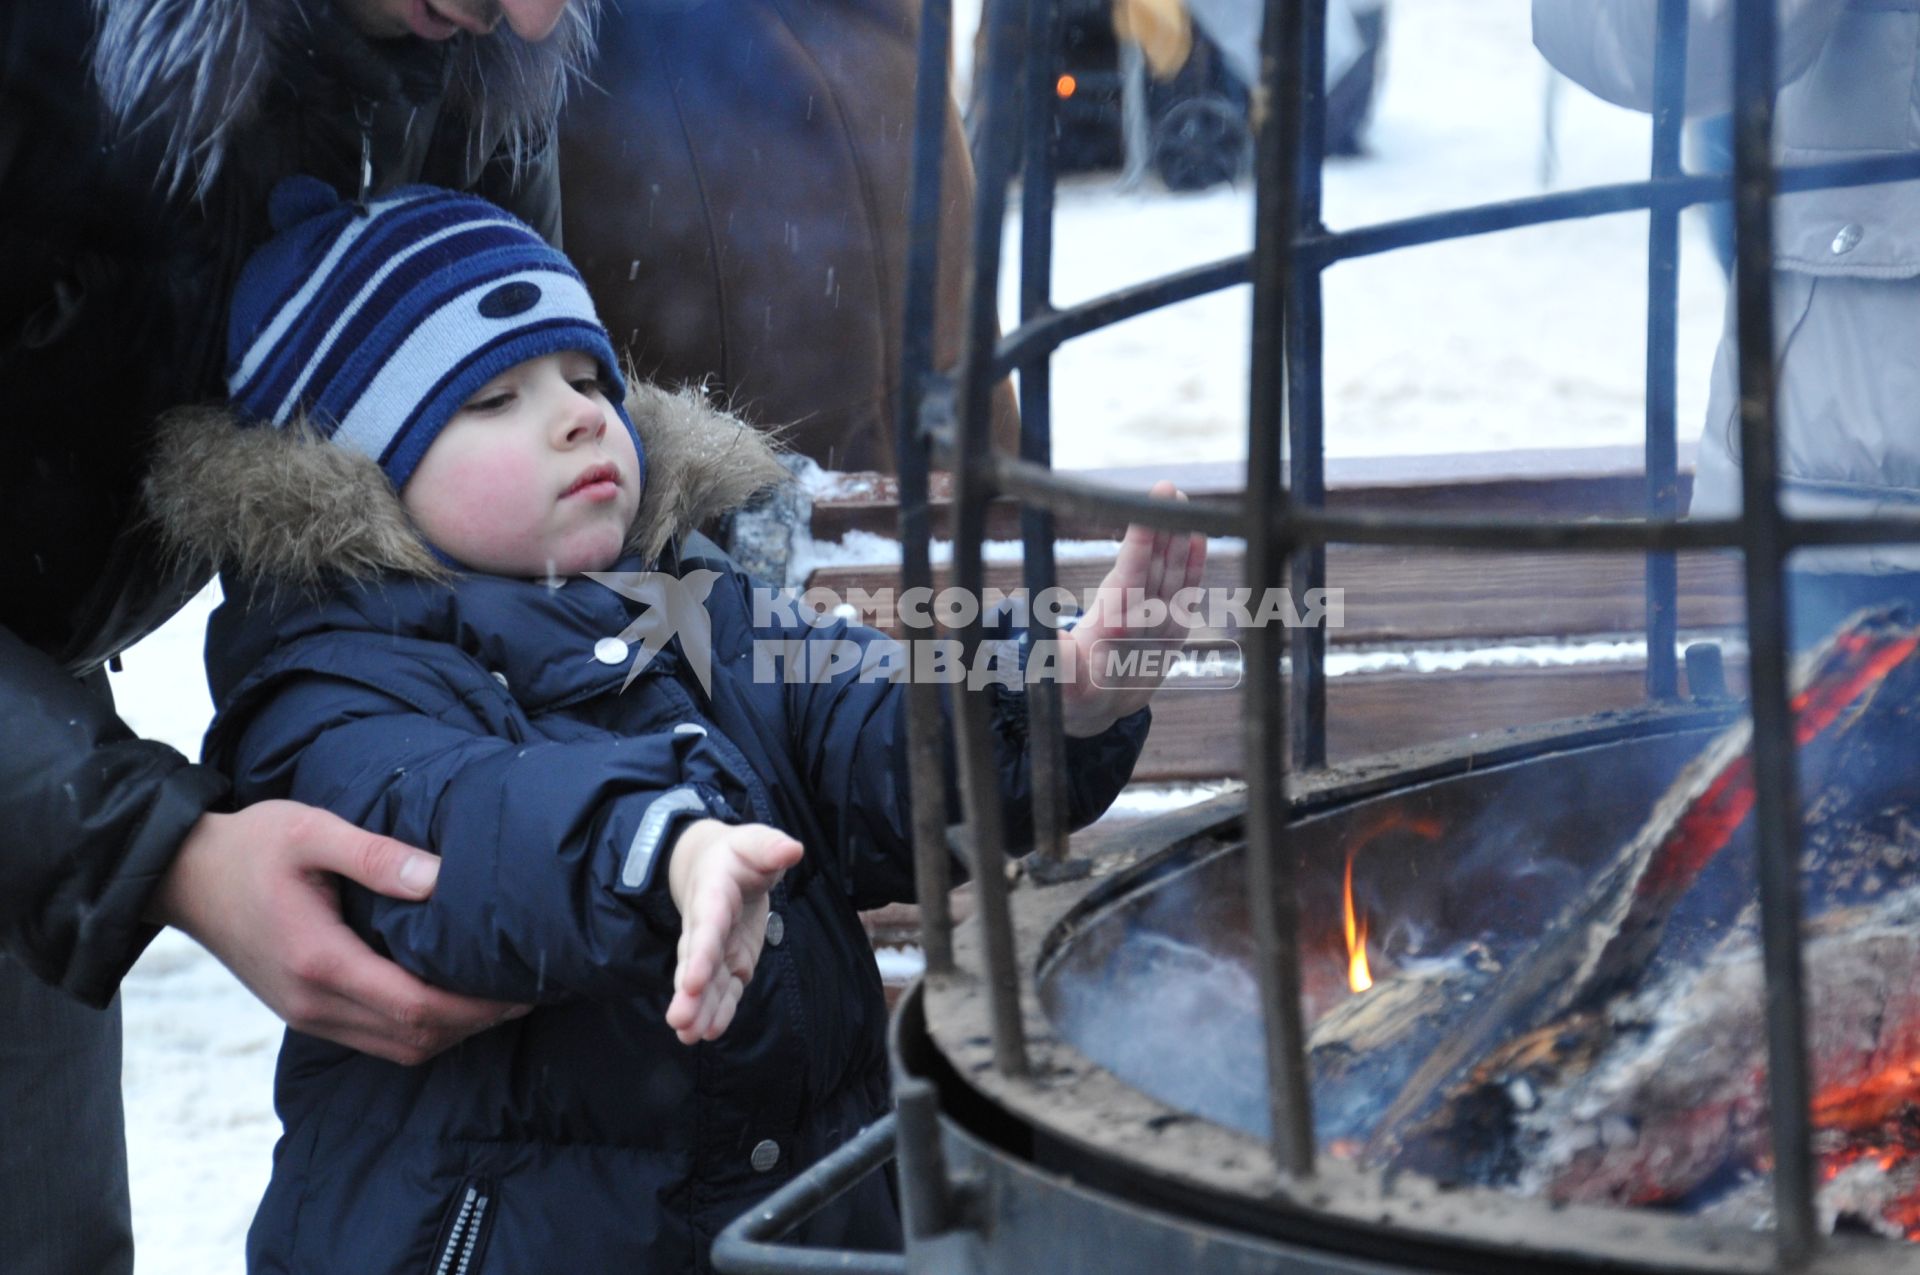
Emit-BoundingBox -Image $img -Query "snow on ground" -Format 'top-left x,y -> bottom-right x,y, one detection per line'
110,5 -> 1724,1270
1021,0 -> 1727,470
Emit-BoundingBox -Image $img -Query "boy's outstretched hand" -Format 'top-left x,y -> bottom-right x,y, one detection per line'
1059,480 -> 1208,737
664,819 -> 803,1045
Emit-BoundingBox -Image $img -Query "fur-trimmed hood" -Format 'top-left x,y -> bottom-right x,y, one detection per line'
145,381 -> 792,587
88,0 -> 600,197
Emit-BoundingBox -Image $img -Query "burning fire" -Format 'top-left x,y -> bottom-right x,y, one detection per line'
1337,813 -> 1443,996
1812,1061 -> 1920,1239
1343,849 -> 1372,993
1636,629 -> 1920,903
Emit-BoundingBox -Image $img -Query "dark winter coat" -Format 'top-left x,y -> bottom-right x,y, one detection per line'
560,0 -> 1022,473
147,385 -> 1148,1274
0,0 -> 594,1001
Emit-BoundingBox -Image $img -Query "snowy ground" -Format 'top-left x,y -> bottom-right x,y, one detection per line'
111,3 -> 1727,1270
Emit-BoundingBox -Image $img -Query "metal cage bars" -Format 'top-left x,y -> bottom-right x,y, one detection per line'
894,0 -> 1920,1266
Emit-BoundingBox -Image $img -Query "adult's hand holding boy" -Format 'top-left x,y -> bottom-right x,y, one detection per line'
665,819 -> 804,1045
150,800 -> 531,1065
1059,480 -> 1209,737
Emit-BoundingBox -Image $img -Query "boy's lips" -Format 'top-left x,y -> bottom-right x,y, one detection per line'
562,462 -> 623,501
407,0 -> 479,39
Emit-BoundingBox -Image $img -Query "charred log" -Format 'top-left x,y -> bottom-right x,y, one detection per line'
1367,614 -> 1920,1167
1357,611 -> 1920,1223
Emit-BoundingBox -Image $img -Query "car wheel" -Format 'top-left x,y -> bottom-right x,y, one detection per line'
1152,95 -> 1248,192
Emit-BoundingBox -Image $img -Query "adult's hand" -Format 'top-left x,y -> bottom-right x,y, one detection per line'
147,800 -> 530,1064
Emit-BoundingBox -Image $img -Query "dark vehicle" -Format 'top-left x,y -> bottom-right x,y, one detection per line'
992,0 -> 1388,191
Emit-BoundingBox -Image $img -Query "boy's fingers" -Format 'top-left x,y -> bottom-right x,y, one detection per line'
700,976 -> 745,1042
1163,534 -> 1204,634
1128,481 -> 1181,607
740,834 -> 803,876
714,978 -> 746,1038
1184,532 -> 1208,594
1112,518 -> 1156,589
1145,524 -> 1172,604
676,928 -> 717,999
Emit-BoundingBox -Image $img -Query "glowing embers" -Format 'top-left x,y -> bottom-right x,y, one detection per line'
1814,1062 -> 1920,1239
1359,610 -> 1920,1240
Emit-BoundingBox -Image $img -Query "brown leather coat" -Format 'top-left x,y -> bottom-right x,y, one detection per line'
560,0 -> 1018,474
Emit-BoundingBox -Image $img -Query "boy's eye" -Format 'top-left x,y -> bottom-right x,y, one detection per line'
572,376 -> 610,398
462,391 -> 514,413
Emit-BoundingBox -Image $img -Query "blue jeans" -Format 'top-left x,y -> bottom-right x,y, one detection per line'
0,955 -> 132,1274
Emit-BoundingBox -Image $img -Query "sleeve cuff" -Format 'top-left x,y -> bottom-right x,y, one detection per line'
617,783 -> 742,896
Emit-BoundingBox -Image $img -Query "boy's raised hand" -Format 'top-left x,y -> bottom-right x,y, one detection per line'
664,819 -> 804,1045
1059,480 -> 1208,736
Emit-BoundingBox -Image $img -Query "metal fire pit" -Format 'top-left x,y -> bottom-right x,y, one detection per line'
885,709 -> 1920,1275
718,707 -> 1920,1273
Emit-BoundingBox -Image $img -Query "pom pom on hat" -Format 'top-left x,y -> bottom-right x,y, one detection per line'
226,178 -> 642,493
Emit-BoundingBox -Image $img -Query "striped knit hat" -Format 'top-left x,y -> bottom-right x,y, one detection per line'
226,177 -> 641,493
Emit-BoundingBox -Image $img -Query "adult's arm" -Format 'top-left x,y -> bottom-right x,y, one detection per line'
220,668 -> 755,1003
0,624 -> 226,1004
148,802 -> 531,1064
0,626 -> 525,1062
1532,0 -> 1850,116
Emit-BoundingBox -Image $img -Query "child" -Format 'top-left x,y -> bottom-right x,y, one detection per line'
149,178 -> 1205,1274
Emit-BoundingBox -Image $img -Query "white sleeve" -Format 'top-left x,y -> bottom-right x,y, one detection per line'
1531,0 -> 1851,116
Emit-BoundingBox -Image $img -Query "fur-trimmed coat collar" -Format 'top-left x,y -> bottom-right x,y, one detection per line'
88,0 -> 600,196
145,382 -> 792,587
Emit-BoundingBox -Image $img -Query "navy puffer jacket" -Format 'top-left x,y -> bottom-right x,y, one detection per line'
154,388 -> 1148,1274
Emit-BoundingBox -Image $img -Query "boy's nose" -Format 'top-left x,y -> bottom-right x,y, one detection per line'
557,393 -> 607,445
496,0 -> 570,41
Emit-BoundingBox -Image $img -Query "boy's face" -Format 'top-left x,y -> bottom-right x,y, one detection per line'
402,351 -> 642,578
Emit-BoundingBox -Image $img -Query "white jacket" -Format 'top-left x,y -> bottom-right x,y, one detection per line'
1534,0 -> 1920,568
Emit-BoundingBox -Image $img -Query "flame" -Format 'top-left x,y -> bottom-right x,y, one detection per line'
1335,813 -> 1441,997
1056,74 -> 1077,99
1810,1056 -> 1920,1238
1344,848 -> 1372,993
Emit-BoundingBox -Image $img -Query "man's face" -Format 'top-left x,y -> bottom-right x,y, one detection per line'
334,0 -> 570,43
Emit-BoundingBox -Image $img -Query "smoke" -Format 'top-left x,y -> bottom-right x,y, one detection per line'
1047,930 -> 1272,1137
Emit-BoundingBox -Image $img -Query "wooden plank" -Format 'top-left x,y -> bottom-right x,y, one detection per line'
801,546 -> 1746,647
808,445 -> 1700,542
1130,653 -> 1746,783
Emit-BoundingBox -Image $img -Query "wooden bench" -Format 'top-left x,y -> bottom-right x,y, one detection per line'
801,444 -> 1746,783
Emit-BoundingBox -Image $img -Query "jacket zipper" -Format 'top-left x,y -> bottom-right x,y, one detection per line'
354,98 -> 375,210
430,1177 -> 494,1275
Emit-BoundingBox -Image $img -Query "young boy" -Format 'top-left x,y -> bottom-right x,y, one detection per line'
149,178 -> 1204,1274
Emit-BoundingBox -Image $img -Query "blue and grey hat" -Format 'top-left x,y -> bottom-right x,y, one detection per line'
226,177 -> 642,492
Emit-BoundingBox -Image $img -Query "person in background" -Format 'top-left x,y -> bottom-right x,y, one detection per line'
561,0 -> 1022,477
1533,0 -> 1920,647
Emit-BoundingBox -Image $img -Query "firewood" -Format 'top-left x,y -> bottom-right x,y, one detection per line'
1362,611 -> 1920,1171
1507,886 -> 1920,1230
